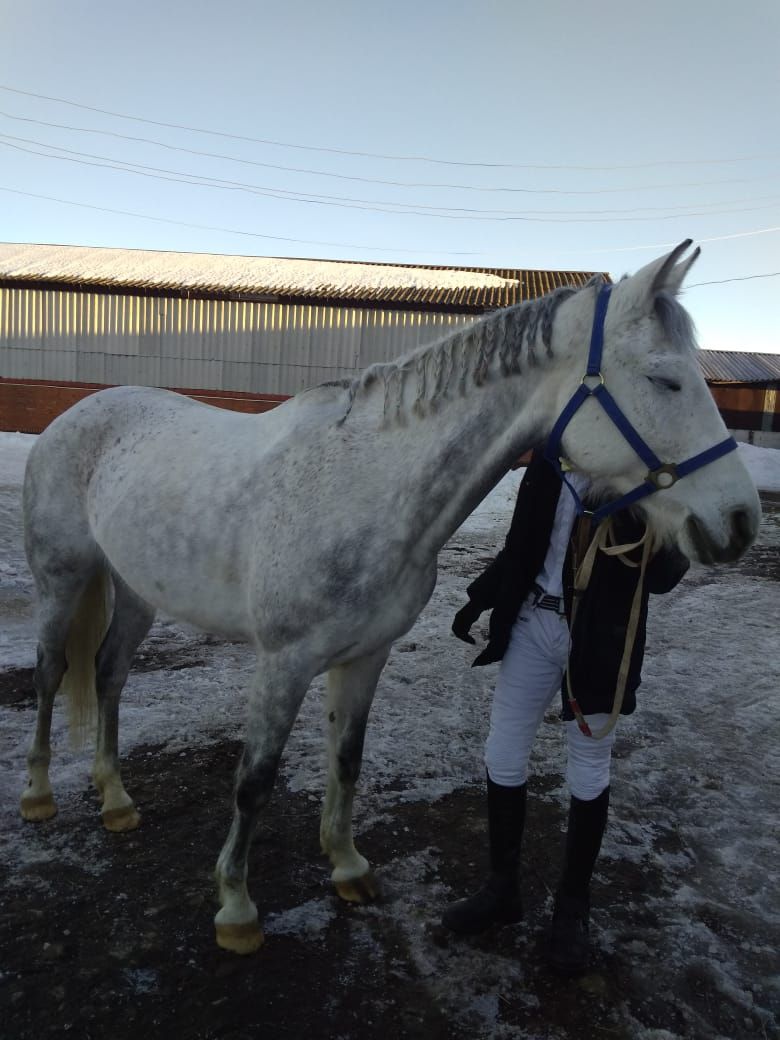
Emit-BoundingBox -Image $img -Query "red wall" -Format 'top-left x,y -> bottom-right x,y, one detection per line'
709,385 -> 779,433
0,378 -> 288,434
2,378 -> 777,437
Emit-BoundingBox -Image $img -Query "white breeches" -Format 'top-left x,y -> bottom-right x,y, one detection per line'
484,598 -> 616,801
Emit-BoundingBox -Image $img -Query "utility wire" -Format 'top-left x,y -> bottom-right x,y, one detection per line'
5,131 -> 780,218
4,136 -> 780,224
3,184 -> 778,287
1,83 -> 778,172
4,186 -> 780,274
2,107 -> 779,197
688,272 -> 780,287
573,225 -> 780,254
0,186 -> 482,256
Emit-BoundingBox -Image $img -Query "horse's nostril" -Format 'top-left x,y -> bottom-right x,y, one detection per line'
687,509 -> 757,565
732,509 -> 754,545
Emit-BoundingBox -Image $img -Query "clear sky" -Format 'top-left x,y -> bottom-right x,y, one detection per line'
1,0 -> 777,353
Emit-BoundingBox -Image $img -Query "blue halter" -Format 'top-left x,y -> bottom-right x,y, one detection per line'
544,284 -> 738,523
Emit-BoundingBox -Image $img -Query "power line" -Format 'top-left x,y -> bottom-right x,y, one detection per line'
573,225 -> 780,254
688,272 -> 780,287
3,183 -> 777,288
4,135 -> 780,225
0,185 -> 482,256
1,106 -> 780,195
2,83 -> 778,172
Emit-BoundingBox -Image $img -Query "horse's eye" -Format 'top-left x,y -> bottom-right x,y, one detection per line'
648,375 -> 681,393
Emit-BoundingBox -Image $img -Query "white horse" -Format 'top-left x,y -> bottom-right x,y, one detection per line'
20,241 -> 759,954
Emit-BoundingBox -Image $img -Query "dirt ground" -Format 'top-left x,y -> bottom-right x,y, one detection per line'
3,737 -> 765,1040
1,505 -> 778,1040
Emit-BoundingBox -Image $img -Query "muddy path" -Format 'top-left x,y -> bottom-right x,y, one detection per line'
5,736 -> 773,1040
1,505 -> 778,1039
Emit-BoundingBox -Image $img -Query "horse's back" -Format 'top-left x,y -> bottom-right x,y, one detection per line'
33,381 -> 350,455
23,383 -> 355,639
35,384 -> 252,448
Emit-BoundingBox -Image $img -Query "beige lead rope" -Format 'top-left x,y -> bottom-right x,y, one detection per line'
565,518 -> 655,740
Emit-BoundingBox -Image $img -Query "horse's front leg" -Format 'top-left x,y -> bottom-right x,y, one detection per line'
320,645 -> 390,904
214,654 -> 310,955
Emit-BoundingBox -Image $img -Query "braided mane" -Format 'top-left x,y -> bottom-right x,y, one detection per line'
337,281 -> 596,425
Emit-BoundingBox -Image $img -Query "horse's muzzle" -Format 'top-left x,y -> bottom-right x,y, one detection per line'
685,508 -> 759,565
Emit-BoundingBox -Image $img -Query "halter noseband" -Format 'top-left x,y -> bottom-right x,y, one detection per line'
544,284 -> 738,522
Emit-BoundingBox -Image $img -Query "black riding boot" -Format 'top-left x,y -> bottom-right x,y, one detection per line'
545,786 -> 610,975
441,775 -> 526,935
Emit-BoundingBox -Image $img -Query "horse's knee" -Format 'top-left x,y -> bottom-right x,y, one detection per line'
235,757 -> 278,815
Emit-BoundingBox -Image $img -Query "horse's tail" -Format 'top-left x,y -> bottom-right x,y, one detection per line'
61,566 -> 113,749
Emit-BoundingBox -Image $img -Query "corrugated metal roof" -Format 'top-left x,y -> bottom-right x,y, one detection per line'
697,349 -> 780,385
0,242 -> 602,311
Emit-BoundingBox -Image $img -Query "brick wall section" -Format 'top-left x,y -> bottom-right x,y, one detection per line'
0,381 -> 92,434
1,378 -> 777,437
0,379 -> 288,434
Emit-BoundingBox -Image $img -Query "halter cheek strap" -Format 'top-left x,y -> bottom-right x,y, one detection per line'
544,284 -> 738,521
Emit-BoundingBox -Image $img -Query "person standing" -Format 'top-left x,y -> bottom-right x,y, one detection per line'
442,447 -> 689,974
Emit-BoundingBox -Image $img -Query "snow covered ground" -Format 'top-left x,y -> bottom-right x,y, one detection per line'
1,433 -> 778,1038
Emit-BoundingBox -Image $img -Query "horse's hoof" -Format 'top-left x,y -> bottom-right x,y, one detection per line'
216,921 -> 265,955
20,793 -> 57,822
334,870 -> 381,904
102,806 -> 141,832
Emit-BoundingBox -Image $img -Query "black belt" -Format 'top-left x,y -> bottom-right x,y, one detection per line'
532,583 -> 566,615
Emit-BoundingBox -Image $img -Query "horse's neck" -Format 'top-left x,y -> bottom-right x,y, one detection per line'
343,287 -> 590,556
381,342 -> 581,556
403,374 -> 555,555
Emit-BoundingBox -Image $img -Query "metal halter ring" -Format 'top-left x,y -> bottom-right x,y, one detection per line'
581,372 -> 605,392
647,463 -> 679,489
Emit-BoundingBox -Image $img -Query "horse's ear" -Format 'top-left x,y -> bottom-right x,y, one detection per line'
628,240 -> 700,304
653,240 -> 703,297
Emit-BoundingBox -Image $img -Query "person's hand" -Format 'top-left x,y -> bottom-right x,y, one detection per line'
452,601 -> 482,644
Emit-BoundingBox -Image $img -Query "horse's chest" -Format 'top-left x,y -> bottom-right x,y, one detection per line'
355,557 -> 437,642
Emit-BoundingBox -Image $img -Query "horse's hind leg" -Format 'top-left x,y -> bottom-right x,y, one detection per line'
320,646 -> 390,904
93,575 -> 154,832
20,593 -> 77,821
215,653 -> 311,954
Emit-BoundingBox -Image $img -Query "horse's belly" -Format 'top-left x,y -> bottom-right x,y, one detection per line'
101,528 -> 251,639
88,461 -> 254,639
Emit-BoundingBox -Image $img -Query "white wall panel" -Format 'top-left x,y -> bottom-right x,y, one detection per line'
0,287 -> 476,397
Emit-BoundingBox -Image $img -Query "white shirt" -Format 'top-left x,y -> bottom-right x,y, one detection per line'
534,472 -> 591,597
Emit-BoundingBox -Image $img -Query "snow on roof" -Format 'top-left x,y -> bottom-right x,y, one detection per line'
0,242 -> 600,310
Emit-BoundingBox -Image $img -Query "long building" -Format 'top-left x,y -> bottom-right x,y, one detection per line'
701,351 -> 780,445
0,243 -> 601,431
0,242 -> 777,445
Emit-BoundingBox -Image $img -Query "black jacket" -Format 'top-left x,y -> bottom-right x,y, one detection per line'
462,450 -> 690,718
